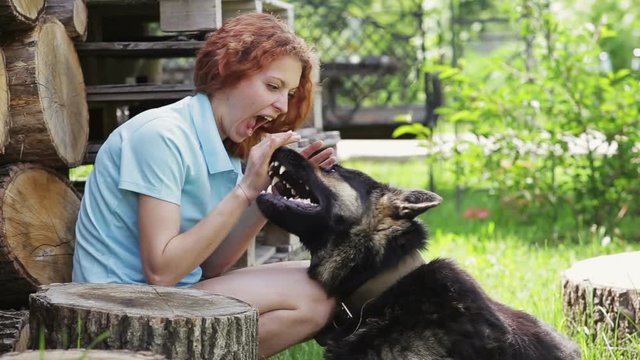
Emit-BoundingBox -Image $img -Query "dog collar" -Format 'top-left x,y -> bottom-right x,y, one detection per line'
331,250 -> 425,330
347,250 -> 425,310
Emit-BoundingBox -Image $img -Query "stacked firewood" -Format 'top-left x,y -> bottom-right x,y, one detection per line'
0,0 -> 89,352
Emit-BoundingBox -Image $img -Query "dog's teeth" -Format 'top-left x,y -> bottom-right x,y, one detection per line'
271,177 -> 279,186
291,188 -> 297,196
305,185 -> 310,191
267,185 -> 273,193
274,161 -> 280,167
279,165 -> 286,175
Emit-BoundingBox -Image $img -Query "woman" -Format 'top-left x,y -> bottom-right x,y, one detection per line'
73,13 -> 336,357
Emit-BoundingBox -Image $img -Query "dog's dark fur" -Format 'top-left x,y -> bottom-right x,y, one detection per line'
256,147 -> 580,360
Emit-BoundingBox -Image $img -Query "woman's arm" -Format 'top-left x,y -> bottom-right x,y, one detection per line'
138,132 -> 300,286
199,203 -> 267,277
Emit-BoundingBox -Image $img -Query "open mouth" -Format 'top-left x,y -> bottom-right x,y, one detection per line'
263,159 -> 321,212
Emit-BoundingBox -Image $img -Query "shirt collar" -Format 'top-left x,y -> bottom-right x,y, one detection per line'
188,92 -> 242,175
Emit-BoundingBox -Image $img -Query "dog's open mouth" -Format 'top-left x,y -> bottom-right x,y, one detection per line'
262,160 -> 321,212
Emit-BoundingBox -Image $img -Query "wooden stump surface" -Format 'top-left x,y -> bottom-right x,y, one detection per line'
29,283 -> 257,360
0,164 -> 80,309
1,349 -> 165,359
562,251 -> 640,343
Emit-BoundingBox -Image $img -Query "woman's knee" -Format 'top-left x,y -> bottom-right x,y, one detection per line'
298,279 -> 336,330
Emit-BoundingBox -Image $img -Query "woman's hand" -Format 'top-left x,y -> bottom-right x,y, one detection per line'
240,131 -> 301,201
300,140 -> 337,168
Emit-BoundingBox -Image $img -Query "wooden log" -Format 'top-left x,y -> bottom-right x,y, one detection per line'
0,310 -> 29,354
2,16 -> 89,168
29,283 -> 258,360
0,164 -> 80,310
562,251 -> 640,344
0,0 -> 45,37
0,48 -> 7,152
1,349 -> 165,359
45,0 -> 89,41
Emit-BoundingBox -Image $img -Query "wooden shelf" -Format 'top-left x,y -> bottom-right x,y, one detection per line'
76,41 -> 203,57
86,83 -> 195,102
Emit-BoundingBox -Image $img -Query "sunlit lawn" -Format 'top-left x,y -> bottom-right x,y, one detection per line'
272,158 -> 640,360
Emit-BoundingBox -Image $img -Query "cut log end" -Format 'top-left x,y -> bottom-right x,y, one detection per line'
9,0 -> 45,21
0,164 -> 80,309
44,0 -> 88,41
3,17 -> 88,167
36,18 -> 88,166
29,283 -> 258,360
562,251 -> 640,345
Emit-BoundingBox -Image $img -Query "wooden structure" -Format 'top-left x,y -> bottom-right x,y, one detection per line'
29,283 -> 257,360
562,251 -> 640,344
1,349 -> 166,359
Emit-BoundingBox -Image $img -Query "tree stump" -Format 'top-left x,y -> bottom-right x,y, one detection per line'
2,16 -> 88,167
562,251 -> 640,344
0,164 -> 80,309
45,0 -> 88,41
0,0 -> 45,37
1,349 -> 165,359
0,310 -> 29,354
29,283 -> 258,360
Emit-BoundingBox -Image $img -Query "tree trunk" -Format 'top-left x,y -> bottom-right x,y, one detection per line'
0,164 -> 80,310
0,310 -> 29,354
2,16 -> 88,168
1,349 -> 165,359
562,251 -> 640,345
29,283 -> 258,360
0,48 -> 7,152
45,0 -> 88,41
0,0 -> 45,37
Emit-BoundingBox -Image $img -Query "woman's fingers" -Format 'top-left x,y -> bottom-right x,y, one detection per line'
309,147 -> 335,166
299,140 -> 323,159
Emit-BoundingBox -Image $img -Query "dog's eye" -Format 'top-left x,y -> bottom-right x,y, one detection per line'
325,165 -> 338,173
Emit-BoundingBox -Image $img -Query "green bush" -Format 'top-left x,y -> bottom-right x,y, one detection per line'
396,0 -> 640,241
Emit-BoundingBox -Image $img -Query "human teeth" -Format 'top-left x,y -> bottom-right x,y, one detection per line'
279,165 -> 286,175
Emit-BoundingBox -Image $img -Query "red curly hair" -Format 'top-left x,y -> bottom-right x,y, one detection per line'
194,13 -> 318,159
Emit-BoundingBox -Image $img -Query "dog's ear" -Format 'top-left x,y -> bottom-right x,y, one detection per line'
393,189 -> 443,219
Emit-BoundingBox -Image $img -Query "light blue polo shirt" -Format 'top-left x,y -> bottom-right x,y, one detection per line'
72,93 -> 243,287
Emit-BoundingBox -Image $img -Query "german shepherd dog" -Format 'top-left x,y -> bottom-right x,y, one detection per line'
256,147 -> 580,360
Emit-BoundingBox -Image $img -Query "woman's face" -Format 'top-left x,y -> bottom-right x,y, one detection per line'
214,55 -> 303,143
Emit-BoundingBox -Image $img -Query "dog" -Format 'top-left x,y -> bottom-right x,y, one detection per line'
256,147 -> 580,360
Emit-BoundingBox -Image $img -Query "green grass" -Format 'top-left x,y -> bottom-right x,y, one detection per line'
272,158 -> 640,360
